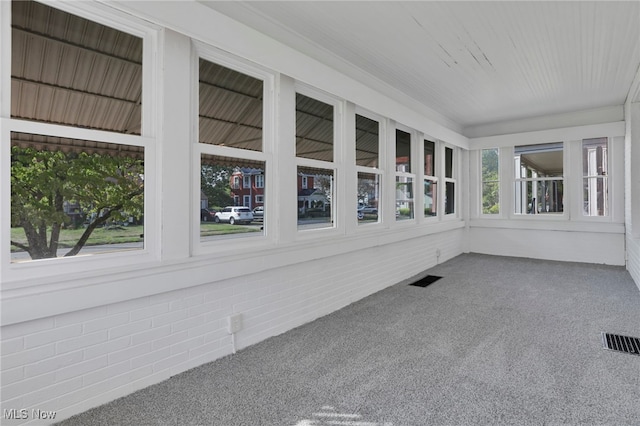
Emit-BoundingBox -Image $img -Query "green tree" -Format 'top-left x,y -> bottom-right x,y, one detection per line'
314,174 -> 333,207
10,146 -> 144,259
357,175 -> 377,205
482,149 -> 500,214
200,164 -> 234,208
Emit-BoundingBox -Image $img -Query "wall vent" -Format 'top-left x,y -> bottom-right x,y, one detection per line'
601,332 -> 640,356
409,275 -> 442,288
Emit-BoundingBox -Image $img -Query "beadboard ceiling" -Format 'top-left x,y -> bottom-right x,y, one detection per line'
201,1 -> 640,132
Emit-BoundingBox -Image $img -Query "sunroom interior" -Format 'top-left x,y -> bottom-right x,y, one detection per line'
1,0 -> 640,423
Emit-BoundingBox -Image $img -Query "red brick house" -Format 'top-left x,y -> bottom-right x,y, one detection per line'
230,168 -> 265,209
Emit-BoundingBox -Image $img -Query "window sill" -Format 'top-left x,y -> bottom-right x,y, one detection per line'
1,219 -> 465,325
469,217 -> 624,234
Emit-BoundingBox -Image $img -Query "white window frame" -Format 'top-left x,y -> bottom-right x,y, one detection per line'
232,175 -> 242,190
295,84 -> 342,236
512,142 -> 567,219
470,126 -> 623,225
442,144 -> 458,218
1,0 -> 160,285
582,137 -> 609,217
422,138 -> 439,221
394,124 -> 416,224
480,147 -> 500,217
255,174 -> 265,189
192,42 -> 274,253
355,108 -> 384,227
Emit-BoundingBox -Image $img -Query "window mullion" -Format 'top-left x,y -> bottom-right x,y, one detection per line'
343,102 -> 357,232
415,131 -> 425,222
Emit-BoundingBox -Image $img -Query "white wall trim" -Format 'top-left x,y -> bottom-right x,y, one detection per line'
464,105 -> 624,138
468,227 -> 626,266
627,63 -> 640,104
469,121 -> 625,150
469,218 -> 624,234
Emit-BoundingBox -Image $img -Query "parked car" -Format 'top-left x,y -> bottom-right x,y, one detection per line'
252,206 -> 264,222
200,208 -> 216,222
214,206 -> 253,225
357,203 -> 378,220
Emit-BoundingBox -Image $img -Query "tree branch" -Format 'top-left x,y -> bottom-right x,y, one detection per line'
64,185 -> 144,257
10,240 -> 30,252
63,205 -> 124,257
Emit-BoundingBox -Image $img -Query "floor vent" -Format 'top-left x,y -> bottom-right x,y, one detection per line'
601,332 -> 640,356
409,275 -> 442,288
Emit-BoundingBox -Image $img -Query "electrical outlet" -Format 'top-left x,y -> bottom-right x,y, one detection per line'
227,313 -> 243,334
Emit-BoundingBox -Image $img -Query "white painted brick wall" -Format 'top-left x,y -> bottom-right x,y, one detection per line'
24,325 -> 83,350
624,103 -> 640,291
55,331 -> 108,355
0,229 -> 463,425
627,235 -> 640,291
467,227 -> 626,265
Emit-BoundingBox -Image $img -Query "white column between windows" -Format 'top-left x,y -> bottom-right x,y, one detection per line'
343,102 -> 357,233
160,29 -> 192,260
274,74 -> 297,243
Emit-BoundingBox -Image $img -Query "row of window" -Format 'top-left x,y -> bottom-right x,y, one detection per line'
480,137 -> 609,217
5,0 -> 617,274
5,0 -> 459,266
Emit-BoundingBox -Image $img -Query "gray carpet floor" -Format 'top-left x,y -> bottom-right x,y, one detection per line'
58,254 -> 640,426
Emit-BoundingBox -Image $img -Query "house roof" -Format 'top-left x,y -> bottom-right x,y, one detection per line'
298,188 -> 317,198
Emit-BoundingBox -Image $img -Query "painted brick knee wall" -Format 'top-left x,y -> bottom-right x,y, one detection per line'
1,229 -> 463,425
627,235 -> 640,291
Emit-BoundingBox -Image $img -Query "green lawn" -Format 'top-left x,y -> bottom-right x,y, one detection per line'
200,223 -> 261,237
11,222 -> 261,252
10,225 -> 144,252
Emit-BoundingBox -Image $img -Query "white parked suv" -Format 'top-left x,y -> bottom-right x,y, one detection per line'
214,206 -> 253,225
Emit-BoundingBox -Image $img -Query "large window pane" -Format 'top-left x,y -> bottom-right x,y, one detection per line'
296,94 -> 333,161
199,59 -> 263,151
444,146 -> 456,215
357,172 -> 380,224
482,148 -> 500,214
9,1 -> 147,263
200,155 -> 264,240
396,129 -> 411,173
424,179 -> 437,216
515,179 -> 564,214
356,115 -> 379,168
424,140 -> 438,217
515,143 -> 563,178
11,133 -> 144,262
12,1 -> 143,133
396,177 -> 414,220
445,147 -> 453,178
424,140 -> 435,176
582,138 -> 608,216
298,167 -> 334,230
514,143 -> 563,214
445,181 -> 455,215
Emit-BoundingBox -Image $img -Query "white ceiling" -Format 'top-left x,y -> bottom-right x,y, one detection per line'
201,1 -> 640,133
